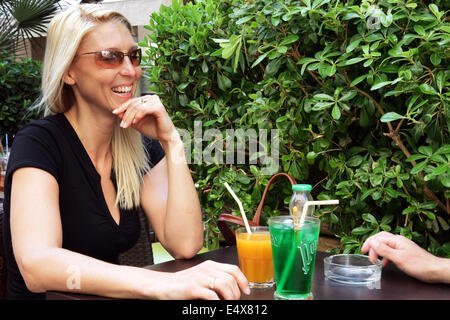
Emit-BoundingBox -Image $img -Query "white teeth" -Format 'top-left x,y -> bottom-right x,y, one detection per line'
112,86 -> 132,93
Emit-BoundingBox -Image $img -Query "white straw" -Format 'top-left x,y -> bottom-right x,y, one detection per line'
224,182 -> 252,234
299,200 -> 339,227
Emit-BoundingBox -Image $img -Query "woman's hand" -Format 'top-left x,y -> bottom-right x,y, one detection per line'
153,260 -> 251,300
112,95 -> 178,144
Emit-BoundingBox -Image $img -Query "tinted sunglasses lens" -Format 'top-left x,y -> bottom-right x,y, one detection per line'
129,49 -> 141,66
95,51 -> 123,68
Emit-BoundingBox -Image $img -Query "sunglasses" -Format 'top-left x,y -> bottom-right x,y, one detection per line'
79,48 -> 142,69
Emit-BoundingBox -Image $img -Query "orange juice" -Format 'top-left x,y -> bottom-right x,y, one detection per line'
236,226 -> 274,288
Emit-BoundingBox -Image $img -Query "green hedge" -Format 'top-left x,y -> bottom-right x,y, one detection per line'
0,51 -> 43,143
141,0 -> 449,255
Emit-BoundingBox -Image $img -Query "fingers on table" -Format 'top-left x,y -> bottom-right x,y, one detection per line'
363,232 -> 399,265
199,261 -> 249,300
214,261 -> 250,295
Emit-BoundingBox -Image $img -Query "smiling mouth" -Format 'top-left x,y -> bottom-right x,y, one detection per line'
111,85 -> 132,94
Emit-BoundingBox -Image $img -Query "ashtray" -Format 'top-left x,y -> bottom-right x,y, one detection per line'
324,254 -> 382,286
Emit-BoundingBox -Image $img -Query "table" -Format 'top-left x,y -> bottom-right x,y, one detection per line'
46,246 -> 450,300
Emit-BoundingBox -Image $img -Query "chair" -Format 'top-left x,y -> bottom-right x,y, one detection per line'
118,208 -> 155,267
217,172 -> 297,246
0,202 -> 6,300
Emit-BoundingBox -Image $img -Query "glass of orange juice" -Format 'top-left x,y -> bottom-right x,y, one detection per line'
235,226 -> 275,288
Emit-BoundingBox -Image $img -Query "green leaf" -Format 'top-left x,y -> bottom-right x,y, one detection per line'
251,51 -> 269,68
327,63 -> 336,77
418,146 -> 433,156
425,211 -> 436,220
361,189 -> 375,200
421,201 -> 438,210
331,104 -> 341,119
236,15 -> 253,25
380,214 -> 394,226
350,74 -> 367,87
370,175 -> 383,187
346,38 -> 362,53
176,82 -> 189,92
437,216 -> 449,231
436,71 -> 445,93
221,35 -> 241,59
406,154 -> 427,162
276,115 -> 289,123
339,90 -> 357,101
298,57 -> 318,64
385,188 -> 399,198
425,164 -> 449,181
265,58 -> 282,76
431,158 -> 448,172
201,60 -> 208,73
430,53 -> 441,66
330,213 -> 339,224
362,213 -> 378,225
441,174 -> 450,188
380,112 -> 405,122
419,84 -> 439,95
414,25 -> 425,36
236,174 -> 251,184
429,4 -> 441,19
434,144 -> 450,155
410,160 -> 428,175
402,207 -> 416,215
347,155 -> 363,167
217,72 -> 231,91
312,102 -> 334,110
307,151 -> 317,161
280,34 -> 299,46
188,100 -> 202,112
338,57 -> 365,66
277,46 -> 288,54
233,40 -> 242,72
371,81 -> 392,91
314,93 -> 334,100
352,226 -> 373,235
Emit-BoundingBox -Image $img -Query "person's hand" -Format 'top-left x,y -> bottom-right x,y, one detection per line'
155,260 -> 251,300
361,231 -> 441,283
112,95 -> 178,144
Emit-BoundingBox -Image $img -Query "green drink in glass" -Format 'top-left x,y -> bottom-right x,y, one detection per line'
269,216 -> 321,300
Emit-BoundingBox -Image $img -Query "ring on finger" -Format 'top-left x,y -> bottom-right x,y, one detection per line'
141,98 -> 147,104
209,277 -> 216,290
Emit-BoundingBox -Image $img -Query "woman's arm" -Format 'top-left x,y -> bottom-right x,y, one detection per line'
114,95 -> 204,259
11,167 -> 247,299
11,167 -> 155,298
140,137 -> 204,259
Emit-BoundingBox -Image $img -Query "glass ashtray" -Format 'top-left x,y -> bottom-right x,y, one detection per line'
324,254 -> 382,286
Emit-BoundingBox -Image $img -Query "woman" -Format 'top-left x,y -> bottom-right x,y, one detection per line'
2,4 -> 249,300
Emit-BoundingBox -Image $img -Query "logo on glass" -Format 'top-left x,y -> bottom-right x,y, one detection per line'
298,240 -> 318,274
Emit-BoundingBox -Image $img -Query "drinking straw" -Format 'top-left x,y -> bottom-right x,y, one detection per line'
5,134 -> 8,156
298,200 -> 339,228
277,200 -> 339,292
223,182 -> 252,235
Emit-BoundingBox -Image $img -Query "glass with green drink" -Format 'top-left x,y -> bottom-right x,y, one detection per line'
268,215 -> 321,300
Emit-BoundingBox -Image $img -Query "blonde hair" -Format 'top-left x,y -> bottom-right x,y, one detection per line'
39,4 -> 149,210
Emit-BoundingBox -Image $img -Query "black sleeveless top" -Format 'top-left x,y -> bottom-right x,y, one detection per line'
2,113 -> 165,299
